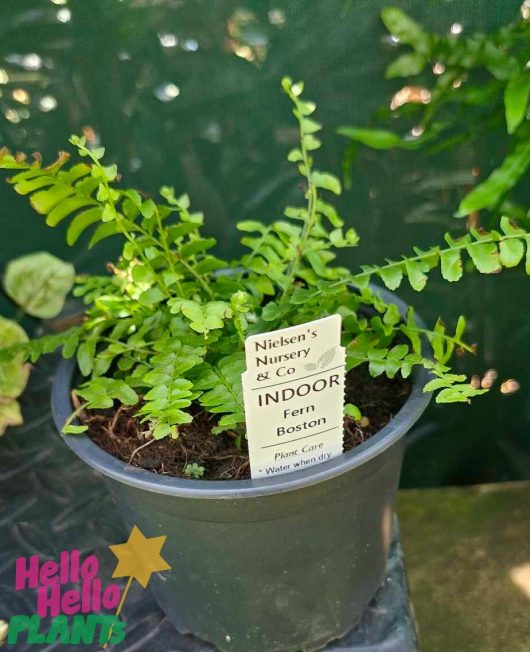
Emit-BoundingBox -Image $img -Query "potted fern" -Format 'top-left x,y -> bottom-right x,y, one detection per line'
1,78 -> 527,652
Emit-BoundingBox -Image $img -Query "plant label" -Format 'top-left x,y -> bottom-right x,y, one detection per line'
242,315 -> 345,479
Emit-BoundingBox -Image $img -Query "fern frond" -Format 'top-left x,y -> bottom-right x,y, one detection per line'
135,345 -> 205,439
346,335 -> 486,404
353,217 -> 529,291
195,354 -> 246,433
0,327 -> 83,364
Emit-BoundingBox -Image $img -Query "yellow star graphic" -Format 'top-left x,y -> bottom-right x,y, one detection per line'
109,525 -> 171,588
103,525 -> 171,648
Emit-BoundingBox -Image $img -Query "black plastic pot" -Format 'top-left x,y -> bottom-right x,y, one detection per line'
52,289 -> 431,652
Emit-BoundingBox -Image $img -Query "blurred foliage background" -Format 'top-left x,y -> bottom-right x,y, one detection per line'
0,0 -> 527,487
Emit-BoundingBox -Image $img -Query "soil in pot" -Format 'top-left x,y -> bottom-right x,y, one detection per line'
79,362 -> 411,480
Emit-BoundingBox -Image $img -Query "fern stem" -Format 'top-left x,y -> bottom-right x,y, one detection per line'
177,256 -> 215,298
352,232 -> 526,283
83,146 -> 172,298
279,109 -> 318,304
402,324 -> 475,354
100,337 -> 155,357
154,206 -> 186,296
61,400 -> 88,434
236,225 -> 272,281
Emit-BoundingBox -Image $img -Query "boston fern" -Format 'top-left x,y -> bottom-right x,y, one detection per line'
1,77 -> 529,442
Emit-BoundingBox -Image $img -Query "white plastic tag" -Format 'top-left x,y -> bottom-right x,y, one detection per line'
242,315 -> 346,479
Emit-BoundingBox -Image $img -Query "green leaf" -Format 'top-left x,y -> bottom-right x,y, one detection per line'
456,141 -> 530,217
180,300 -> 204,322
0,399 -> 23,435
404,259 -> 428,291
317,200 -> 343,227
504,72 -> 530,134
440,249 -> 463,282
77,338 -> 96,376
123,189 -> 142,208
140,199 -> 156,219
251,276 -> 275,295
0,317 -> 29,399
455,315 -> 466,342
77,378 -> 138,409
429,319 -> 446,362
62,424 -> 88,435
63,163 -> 91,184
89,222 -> 121,248
180,237 -> 216,258
152,422 -> 174,439
388,344 -> 409,360
46,196 -> 96,227
344,403 -> 361,420
305,250 -> 329,277
381,7 -> 432,56
237,220 -> 266,233
436,385 -> 488,404
91,147 -> 105,160
101,203 -> 117,222
302,118 -> 322,134
499,237 -> 525,267
139,287 -> 166,306
298,101 -> 316,116
12,175 -> 54,195
310,171 -> 341,195
261,301 -> 285,322
378,263 -> 403,290
103,164 -> 118,181
423,378 -> 453,392
132,264 -> 154,285
66,207 -> 102,245
386,52 -> 426,79
290,286 -> 321,304
287,148 -> 304,162
500,215 -> 526,237
303,134 -> 321,151
383,303 -> 401,326
0,399 -> 23,437
111,381 -> 139,405
284,206 -> 308,220
337,127 -> 403,150
482,42 -> 519,81
467,241 -> 501,274
195,257 -> 226,275
204,301 -> 232,329
3,252 -> 75,319
400,308 -> 422,354
30,186 -> 74,214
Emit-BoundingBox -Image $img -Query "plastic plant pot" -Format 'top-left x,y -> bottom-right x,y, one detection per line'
51,287 -> 431,652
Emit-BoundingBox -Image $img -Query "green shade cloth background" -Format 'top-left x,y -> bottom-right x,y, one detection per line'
0,0 -> 525,487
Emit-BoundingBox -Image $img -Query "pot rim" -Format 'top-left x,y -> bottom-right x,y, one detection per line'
51,287 -> 432,499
